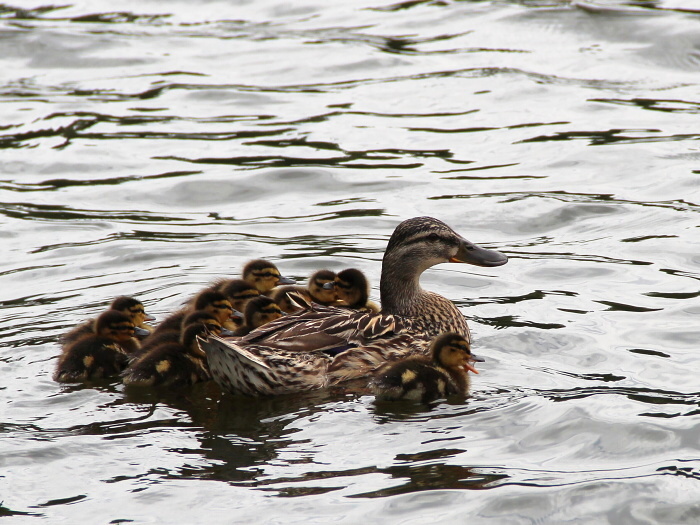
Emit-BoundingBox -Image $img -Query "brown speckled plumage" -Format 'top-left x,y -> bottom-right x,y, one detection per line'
201,217 -> 508,396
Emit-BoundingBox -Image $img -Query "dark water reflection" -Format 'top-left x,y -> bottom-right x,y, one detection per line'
3,0 -> 700,523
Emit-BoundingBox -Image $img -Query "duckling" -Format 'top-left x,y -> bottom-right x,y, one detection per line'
270,270 -> 337,314
60,296 -> 154,345
134,310 -> 233,358
242,259 -> 295,295
270,285 -> 311,314
232,296 -> 285,336
370,332 -> 483,403
216,278 -> 260,328
54,310 -> 139,383
150,290 -> 234,337
122,322 -> 218,388
324,268 -> 380,313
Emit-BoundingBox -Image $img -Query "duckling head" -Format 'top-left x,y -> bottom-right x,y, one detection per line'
218,278 -> 260,311
180,322 -> 216,357
243,296 -> 284,330
110,296 -> 155,328
330,268 -> 369,309
307,269 -> 337,305
270,285 -> 310,314
94,310 -> 137,345
193,290 -> 235,326
242,259 -> 295,293
431,332 -> 483,375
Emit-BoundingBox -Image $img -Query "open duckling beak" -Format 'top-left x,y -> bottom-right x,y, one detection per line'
231,309 -> 244,320
464,354 -> 485,375
450,238 -> 508,267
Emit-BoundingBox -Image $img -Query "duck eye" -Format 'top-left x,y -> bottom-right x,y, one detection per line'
428,233 -> 440,242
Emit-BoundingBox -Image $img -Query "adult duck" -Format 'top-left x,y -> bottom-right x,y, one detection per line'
202,217 -> 507,396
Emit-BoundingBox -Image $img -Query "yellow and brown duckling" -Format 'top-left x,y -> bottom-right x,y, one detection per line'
150,289 -> 235,337
370,332 -> 483,403
215,278 -> 260,328
270,269 -> 338,314
232,296 -> 285,337
60,296 -> 155,345
54,310 -> 141,383
242,259 -> 295,295
122,322 -> 220,388
324,268 -> 380,313
134,310 -> 234,358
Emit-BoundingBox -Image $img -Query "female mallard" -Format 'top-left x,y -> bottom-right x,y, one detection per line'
370,332 -> 482,403
202,217 -> 507,396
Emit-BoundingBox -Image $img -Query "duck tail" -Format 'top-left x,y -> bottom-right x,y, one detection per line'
200,335 -> 330,396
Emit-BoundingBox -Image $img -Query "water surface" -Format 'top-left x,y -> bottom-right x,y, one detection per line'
2,0 -> 700,523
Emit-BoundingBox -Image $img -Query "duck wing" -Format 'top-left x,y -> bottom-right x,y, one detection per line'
201,335 -> 332,396
238,302 -> 403,353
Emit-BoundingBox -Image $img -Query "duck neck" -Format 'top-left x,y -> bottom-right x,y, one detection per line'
380,253 -> 425,315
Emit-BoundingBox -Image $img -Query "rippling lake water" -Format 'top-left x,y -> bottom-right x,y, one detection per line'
2,0 -> 700,522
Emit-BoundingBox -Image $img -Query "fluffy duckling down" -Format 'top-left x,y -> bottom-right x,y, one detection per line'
270,269 -> 338,314
150,290 -> 234,337
370,332 -> 482,403
60,296 -> 154,345
135,310 -> 233,358
54,310 -> 141,383
232,296 -> 284,336
242,259 -> 295,295
216,278 -> 260,327
325,268 -> 380,313
122,321 -> 221,388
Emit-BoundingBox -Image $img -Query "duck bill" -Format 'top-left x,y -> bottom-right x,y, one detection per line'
322,282 -> 336,290
450,238 -> 508,267
231,309 -> 244,320
133,326 -> 151,337
144,314 -> 157,322
278,276 -> 296,285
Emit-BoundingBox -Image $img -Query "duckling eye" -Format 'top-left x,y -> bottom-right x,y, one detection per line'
129,307 -> 145,314
428,233 -> 440,242
214,303 -> 233,310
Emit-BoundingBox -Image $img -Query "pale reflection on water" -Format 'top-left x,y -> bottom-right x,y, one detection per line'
2,1 -> 700,523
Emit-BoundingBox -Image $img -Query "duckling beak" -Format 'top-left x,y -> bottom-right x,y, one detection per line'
450,238 -> 508,267
219,328 -> 236,337
465,354 -> 484,375
134,326 -> 151,337
278,276 -> 296,285
322,282 -> 336,290
144,314 -> 156,322
231,309 -> 244,320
